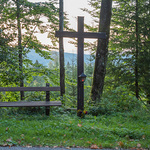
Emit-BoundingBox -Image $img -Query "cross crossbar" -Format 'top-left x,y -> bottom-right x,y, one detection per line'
55,31 -> 106,39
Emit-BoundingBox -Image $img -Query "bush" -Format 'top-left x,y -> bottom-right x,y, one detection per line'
102,85 -> 142,113
88,85 -> 143,116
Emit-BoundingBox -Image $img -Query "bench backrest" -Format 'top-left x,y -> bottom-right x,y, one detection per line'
0,87 -> 60,91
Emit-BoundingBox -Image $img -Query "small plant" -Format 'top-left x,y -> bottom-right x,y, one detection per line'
88,106 -> 109,116
77,109 -> 87,118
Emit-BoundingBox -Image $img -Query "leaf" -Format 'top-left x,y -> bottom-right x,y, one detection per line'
137,143 -> 141,148
6,127 -> 9,131
26,145 -> 32,148
142,135 -> 145,139
21,134 -> 24,137
78,123 -> 82,127
3,143 -> 9,147
6,138 -> 12,142
118,141 -> 124,147
91,144 -> 99,149
87,141 -> 91,144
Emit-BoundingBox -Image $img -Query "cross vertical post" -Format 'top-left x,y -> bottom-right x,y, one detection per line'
77,17 -> 84,112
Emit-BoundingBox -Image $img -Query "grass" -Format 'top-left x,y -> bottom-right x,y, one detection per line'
0,108 -> 150,149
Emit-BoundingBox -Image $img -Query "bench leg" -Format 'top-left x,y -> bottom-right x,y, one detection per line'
46,106 -> 50,116
46,83 -> 50,116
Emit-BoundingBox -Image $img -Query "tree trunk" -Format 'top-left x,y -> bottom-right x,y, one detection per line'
91,0 -> 112,103
59,0 -> 65,97
16,0 -> 24,100
135,0 -> 139,99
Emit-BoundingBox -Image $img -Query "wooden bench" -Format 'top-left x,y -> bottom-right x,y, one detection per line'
0,83 -> 62,115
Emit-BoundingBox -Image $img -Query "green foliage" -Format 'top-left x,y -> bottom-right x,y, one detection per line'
0,0 -> 60,95
83,0 -> 150,103
88,85 -> 144,116
102,85 -> 142,113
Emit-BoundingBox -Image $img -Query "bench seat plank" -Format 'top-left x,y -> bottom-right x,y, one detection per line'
0,101 -> 62,107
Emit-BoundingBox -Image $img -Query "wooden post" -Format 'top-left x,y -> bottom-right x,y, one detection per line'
77,17 -> 84,113
46,83 -> 50,116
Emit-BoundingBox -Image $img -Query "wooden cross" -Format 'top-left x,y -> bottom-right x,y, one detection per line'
55,16 -> 106,116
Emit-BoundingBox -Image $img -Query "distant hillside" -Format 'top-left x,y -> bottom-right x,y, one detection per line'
27,50 -> 95,67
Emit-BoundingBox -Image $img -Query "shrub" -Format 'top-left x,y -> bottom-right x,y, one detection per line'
102,85 -> 142,113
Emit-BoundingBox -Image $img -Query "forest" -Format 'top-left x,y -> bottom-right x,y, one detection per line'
0,0 -> 150,149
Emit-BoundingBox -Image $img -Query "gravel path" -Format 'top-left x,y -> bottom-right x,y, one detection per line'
0,147 -> 114,150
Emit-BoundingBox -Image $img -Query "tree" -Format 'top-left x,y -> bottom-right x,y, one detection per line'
91,0 -> 112,102
59,0 -> 65,96
110,0 -> 150,101
0,0 -> 59,99
83,0 -> 149,103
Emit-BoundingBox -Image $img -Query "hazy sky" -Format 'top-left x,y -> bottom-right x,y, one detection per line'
29,0 -> 95,53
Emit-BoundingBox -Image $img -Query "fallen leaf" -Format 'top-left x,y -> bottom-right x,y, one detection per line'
66,147 -> 71,149
118,141 -> 124,147
45,146 -> 49,148
6,127 -> 9,131
78,124 -> 82,127
87,141 -> 91,144
26,146 -> 32,148
91,144 -> 99,149
3,143 -> 9,147
26,145 -> 32,148
137,143 -> 141,148
6,138 -> 12,142
99,144 -> 103,149
142,135 -> 145,139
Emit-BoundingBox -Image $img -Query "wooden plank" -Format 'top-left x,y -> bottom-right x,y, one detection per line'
0,101 -> 62,107
0,87 -> 60,92
55,31 -> 106,39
